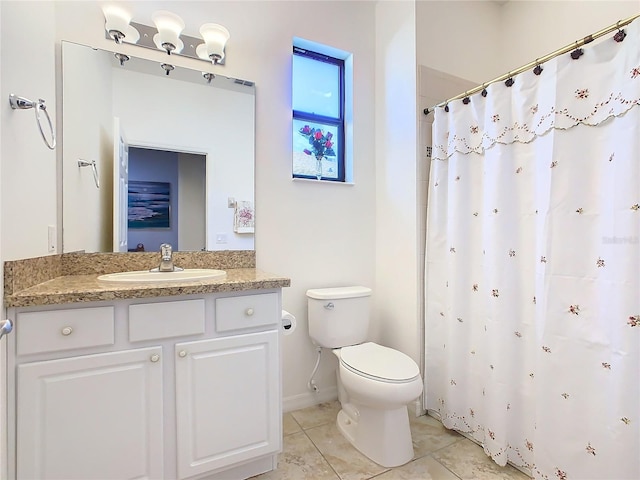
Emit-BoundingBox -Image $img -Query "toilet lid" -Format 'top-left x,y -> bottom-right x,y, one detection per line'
340,342 -> 420,382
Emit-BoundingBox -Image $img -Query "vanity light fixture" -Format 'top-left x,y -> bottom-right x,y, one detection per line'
102,4 -> 139,44
102,5 -> 230,66
151,10 -> 185,55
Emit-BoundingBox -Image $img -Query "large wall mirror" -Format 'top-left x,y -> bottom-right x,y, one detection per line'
61,41 -> 255,253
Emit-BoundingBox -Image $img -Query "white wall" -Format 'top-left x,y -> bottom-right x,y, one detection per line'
373,1 -> 421,367
1,4 -> 57,476
1,2 -> 57,261
417,0 -> 503,83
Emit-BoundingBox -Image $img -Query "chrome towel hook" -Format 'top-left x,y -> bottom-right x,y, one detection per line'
78,159 -> 100,188
9,94 -> 56,150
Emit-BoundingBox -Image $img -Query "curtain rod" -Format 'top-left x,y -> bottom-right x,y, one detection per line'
423,13 -> 640,115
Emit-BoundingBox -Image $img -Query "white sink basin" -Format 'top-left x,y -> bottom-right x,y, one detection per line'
97,268 -> 226,284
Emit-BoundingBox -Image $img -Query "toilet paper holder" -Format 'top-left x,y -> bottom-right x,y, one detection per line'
281,310 -> 296,335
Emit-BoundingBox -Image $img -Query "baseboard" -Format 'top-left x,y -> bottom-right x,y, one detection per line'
410,395 -> 426,418
283,386 -> 338,413
200,454 -> 276,480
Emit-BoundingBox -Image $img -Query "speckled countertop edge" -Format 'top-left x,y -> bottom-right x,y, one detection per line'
4,251 -> 291,308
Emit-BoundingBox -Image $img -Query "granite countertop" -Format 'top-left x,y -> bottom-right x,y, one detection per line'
4,251 -> 291,308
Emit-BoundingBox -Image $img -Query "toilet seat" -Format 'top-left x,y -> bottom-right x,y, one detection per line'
340,342 -> 420,384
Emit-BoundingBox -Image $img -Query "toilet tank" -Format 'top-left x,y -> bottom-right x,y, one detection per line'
306,286 -> 372,348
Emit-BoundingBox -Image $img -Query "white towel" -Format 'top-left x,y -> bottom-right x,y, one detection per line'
234,200 -> 255,233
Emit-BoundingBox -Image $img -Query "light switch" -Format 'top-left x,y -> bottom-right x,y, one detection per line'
47,225 -> 57,253
216,233 -> 228,244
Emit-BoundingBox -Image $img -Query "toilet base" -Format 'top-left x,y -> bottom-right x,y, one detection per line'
336,403 -> 414,468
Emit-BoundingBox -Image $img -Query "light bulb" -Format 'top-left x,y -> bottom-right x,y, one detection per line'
152,10 -> 185,54
102,4 -> 139,44
197,23 -> 230,64
102,5 -> 140,43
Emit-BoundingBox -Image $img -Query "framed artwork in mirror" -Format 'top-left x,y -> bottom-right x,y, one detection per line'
128,181 -> 171,229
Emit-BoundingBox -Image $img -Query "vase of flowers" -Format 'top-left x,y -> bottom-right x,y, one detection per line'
314,155 -> 323,180
299,124 -> 336,180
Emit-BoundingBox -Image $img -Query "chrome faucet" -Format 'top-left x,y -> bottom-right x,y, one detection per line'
156,243 -> 183,272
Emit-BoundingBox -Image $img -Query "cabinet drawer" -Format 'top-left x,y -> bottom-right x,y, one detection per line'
129,299 -> 205,342
215,293 -> 279,332
16,307 -> 115,356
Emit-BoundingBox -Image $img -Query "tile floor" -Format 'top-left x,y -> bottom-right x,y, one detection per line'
252,401 -> 530,480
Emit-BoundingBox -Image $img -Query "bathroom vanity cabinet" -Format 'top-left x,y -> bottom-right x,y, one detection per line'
5,289 -> 283,480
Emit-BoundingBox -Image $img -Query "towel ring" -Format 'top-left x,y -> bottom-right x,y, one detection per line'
78,159 -> 100,188
9,94 -> 56,150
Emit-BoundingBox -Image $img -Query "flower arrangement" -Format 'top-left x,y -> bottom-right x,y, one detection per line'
299,125 -> 336,160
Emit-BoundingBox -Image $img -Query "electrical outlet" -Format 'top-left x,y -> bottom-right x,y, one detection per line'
47,225 -> 57,253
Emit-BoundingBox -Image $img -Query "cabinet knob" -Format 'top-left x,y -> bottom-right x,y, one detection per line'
0,319 -> 13,340
245,308 -> 254,316
61,326 -> 73,336
150,354 -> 160,363
178,350 -> 187,358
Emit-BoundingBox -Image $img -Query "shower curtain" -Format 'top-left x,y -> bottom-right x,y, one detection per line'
424,19 -> 639,480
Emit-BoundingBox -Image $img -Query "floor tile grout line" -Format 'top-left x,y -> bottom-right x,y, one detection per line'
427,452 -> 464,480
290,411 -> 466,480
302,423 -> 396,480
301,425 -> 344,480
286,412 -> 304,430
282,405 -> 529,480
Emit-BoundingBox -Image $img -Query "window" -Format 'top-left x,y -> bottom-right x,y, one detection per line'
292,46 -> 345,181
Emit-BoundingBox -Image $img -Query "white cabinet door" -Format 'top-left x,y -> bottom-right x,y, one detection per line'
175,331 -> 280,479
17,347 -> 164,480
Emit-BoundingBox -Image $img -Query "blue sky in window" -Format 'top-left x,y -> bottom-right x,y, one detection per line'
292,55 -> 340,118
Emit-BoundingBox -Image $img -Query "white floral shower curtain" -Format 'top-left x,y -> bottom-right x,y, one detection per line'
425,19 -> 639,480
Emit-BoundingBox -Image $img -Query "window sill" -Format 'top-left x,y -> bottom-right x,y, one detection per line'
292,178 -> 354,186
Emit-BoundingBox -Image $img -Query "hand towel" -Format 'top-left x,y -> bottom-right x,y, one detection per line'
234,200 -> 255,233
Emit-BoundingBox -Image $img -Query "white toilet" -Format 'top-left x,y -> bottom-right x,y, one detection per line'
306,286 -> 423,468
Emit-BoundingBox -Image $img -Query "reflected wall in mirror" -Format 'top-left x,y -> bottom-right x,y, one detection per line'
62,41 -> 255,253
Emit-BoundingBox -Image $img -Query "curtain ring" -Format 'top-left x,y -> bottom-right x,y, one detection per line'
462,92 -> 470,105
570,42 -> 584,60
614,21 -> 627,42
533,59 -> 543,76
34,99 -> 56,150
481,84 -> 488,97
505,73 -> 514,87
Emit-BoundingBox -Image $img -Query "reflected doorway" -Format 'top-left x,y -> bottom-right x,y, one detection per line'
127,147 -> 206,252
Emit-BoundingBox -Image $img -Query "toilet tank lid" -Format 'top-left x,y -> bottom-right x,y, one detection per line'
306,286 -> 372,300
